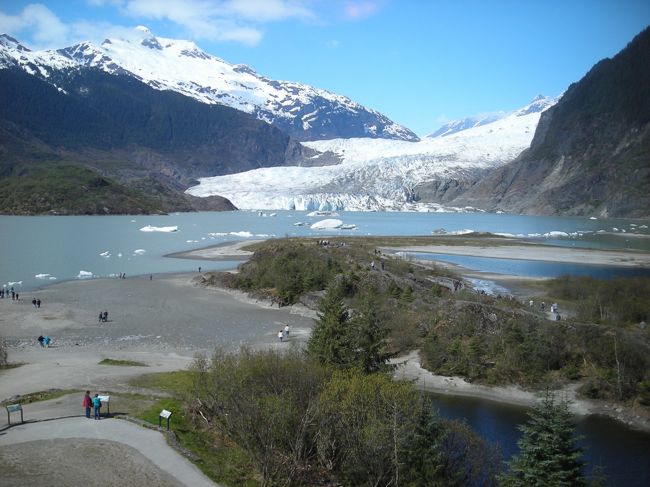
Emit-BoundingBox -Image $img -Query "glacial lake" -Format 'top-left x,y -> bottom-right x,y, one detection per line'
1,210 -> 649,291
1,209 -> 649,484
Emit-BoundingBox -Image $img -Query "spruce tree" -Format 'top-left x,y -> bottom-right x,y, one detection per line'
501,392 -> 586,487
352,293 -> 393,373
307,282 -> 353,367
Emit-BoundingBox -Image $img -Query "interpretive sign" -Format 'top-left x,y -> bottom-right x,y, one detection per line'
98,395 -> 110,415
5,403 -> 23,424
159,409 -> 173,430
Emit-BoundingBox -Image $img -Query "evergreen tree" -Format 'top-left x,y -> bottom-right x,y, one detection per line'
501,392 -> 586,487
307,282 -> 353,367
352,293 -> 394,373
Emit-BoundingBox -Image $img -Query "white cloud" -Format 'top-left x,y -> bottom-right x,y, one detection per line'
0,0 -> 316,49
122,0 -> 314,45
0,3 -> 69,49
342,1 -> 381,21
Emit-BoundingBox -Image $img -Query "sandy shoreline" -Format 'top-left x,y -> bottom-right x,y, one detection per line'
382,244 -> 650,267
165,239 -> 263,261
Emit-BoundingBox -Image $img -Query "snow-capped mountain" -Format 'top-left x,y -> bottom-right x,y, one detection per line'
427,95 -> 555,138
0,28 -> 417,142
186,96 -> 557,211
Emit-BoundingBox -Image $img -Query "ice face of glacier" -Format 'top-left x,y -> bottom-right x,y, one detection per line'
186,98 -> 556,212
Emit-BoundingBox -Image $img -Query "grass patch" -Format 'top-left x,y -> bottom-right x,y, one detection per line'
98,358 -> 147,367
0,362 -> 25,371
129,370 -> 196,395
1,389 -> 80,406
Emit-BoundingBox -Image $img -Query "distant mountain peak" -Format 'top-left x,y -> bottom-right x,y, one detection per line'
427,95 -> 556,138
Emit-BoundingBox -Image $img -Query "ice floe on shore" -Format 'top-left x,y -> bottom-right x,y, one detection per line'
34,273 -> 56,280
76,270 -> 93,279
140,225 -> 178,233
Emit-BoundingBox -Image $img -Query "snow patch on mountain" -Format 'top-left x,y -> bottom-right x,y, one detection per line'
186,98 -> 555,211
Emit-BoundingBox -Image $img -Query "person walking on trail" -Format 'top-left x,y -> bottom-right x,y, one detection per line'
93,394 -> 102,420
36,298 -> 41,308
37,335 -> 44,347
32,298 -> 37,308
278,329 -> 284,342
82,391 -> 93,419
284,324 -> 290,339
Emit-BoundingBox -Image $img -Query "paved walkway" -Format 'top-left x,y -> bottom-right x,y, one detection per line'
0,394 -> 219,487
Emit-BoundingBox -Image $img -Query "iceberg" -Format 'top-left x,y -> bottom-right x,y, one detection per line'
100,251 -> 111,258
229,231 -> 253,237
34,273 -> 52,279
307,211 -> 340,217
77,270 -> 93,279
340,224 -> 357,230
311,219 -> 343,230
543,231 -> 569,238
133,249 -> 146,255
140,225 -> 178,232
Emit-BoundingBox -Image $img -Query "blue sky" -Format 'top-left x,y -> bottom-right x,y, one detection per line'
1,1 -> 649,136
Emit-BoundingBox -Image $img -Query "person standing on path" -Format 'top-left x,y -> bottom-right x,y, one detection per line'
284,325 -> 290,340
93,394 -> 102,420
278,329 -> 284,342
36,298 -> 41,308
82,391 -> 93,418
32,298 -> 37,308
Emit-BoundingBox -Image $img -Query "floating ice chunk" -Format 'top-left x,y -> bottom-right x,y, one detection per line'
311,219 -> 343,230
100,251 -> 111,258
612,227 -> 619,232
630,223 -> 637,227
34,273 -> 52,279
494,232 -> 524,238
448,229 -> 474,235
597,230 -> 606,233
140,225 -> 178,232
133,249 -> 146,255
117,252 -> 123,258
207,232 -> 228,237
77,270 -> 93,279
293,222 -> 308,226
269,213 -> 277,217
229,231 -> 253,238
307,211 -> 339,217
8,281 -> 22,286
640,225 -> 648,229
543,231 -> 569,238
340,224 -> 357,230
255,233 -> 274,237
185,240 -> 199,243
589,217 -> 597,220
49,277 -> 57,280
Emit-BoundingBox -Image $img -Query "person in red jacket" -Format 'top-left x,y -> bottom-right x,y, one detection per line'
82,391 -> 92,418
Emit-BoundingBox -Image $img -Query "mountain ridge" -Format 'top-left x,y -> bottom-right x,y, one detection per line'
0,28 -> 418,142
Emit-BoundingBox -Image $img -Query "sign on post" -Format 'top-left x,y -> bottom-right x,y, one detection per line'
98,395 -> 110,416
6,403 -> 23,424
159,409 -> 172,430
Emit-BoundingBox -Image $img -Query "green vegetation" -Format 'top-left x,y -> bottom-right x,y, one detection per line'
191,348 -> 501,487
210,238 -> 650,405
501,393 -> 586,486
128,371 -> 259,487
0,163 -> 167,215
98,358 -> 147,367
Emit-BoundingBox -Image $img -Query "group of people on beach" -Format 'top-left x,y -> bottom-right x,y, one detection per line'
37,335 -> 52,347
278,325 -> 290,342
31,298 -> 42,308
98,310 -> 109,322
1,287 -> 19,300
82,391 -> 103,420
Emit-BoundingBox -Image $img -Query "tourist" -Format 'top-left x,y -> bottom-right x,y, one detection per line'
82,391 -> 93,418
284,324 -> 290,339
43,336 -> 51,347
36,298 -> 41,308
93,394 -> 102,420
37,335 -> 44,347
103,311 -> 108,322
98,312 -> 103,323
32,298 -> 37,308
278,329 -> 284,342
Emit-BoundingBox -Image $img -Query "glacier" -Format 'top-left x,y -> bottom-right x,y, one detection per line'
186,96 -> 555,211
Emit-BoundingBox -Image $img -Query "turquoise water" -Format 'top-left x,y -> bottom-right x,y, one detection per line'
406,252 -> 650,279
1,210 -> 649,291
